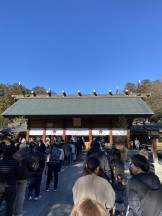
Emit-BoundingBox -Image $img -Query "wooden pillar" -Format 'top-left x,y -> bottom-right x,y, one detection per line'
42,120 -> 46,143
127,128 -> 131,149
42,129 -> 46,143
89,128 -> 92,144
26,130 -> 29,142
109,128 -> 113,144
26,119 -> 30,142
152,138 -> 158,163
62,119 -> 66,143
89,120 -> 92,148
62,129 -> 66,143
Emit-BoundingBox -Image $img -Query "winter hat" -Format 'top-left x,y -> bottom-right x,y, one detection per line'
139,149 -> 148,158
92,141 -> 100,149
4,147 -> 13,157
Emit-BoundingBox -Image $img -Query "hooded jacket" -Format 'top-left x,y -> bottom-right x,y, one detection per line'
72,174 -> 115,215
13,148 -> 31,180
127,172 -> 162,216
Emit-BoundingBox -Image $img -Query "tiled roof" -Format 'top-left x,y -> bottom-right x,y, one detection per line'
144,123 -> 162,130
2,95 -> 154,117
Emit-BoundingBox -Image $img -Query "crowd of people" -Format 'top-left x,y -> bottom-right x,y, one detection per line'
0,136 -> 162,216
0,136 -> 84,216
71,138 -> 162,216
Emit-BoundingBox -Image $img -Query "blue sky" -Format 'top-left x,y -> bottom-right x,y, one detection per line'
0,0 -> 162,94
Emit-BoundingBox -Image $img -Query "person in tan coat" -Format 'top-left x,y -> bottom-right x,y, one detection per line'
72,157 -> 115,215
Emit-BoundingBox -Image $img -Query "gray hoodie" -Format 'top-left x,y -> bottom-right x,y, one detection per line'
127,172 -> 162,216
13,148 -> 31,180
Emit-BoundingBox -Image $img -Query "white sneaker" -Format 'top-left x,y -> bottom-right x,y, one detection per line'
28,196 -> 32,201
34,195 -> 41,201
12,210 -> 27,216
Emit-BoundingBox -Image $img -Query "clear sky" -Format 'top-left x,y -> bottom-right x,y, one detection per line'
0,0 -> 162,94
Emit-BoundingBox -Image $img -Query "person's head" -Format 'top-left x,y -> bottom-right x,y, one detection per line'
86,157 -> 100,175
36,137 -> 41,142
70,198 -> 108,216
3,147 -> 13,158
139,149 -> 148,159
111,143 -> 116,149
30,137 -> 35,142
21,138 -> 26,144
92,141 -> 100,149
115,174 -> 124,185
113,149 -> 121,159
130,154 -> 149,175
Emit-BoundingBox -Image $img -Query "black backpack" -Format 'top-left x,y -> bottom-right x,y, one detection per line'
49,148 -> 61,165
30,155 -> 41,171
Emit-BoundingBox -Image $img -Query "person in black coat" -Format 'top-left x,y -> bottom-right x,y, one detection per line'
27,145 -> 45,200
85,141 -> 112,182
35,138 -> 46,155
110,149 -> 125,182
0,147 -> 19,216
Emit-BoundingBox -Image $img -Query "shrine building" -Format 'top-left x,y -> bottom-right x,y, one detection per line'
2,91 -> 154,149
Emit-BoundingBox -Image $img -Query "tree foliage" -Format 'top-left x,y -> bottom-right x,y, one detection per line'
0,83 -> 56,128
124,79 -> 162,122
124,82 -> 137,93
32,85 -> 47,94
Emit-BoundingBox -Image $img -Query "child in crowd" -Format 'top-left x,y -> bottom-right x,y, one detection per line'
112,174 -> 127,216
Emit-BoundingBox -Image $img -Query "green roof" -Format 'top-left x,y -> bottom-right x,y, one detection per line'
2,95 -> 154,117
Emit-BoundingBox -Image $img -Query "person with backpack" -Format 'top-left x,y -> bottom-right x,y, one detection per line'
64,141 -> 72,166
85,141 -> 112,183
27,145 -> 45,201
127,154 -> 162,216
45,144 -> 61,192
110,149 -> 125,183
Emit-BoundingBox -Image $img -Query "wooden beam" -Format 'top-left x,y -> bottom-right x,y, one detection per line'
62,129 -> 66,143
26,129 -> 29,142
127,128 -> 131,149
42,128 -> 46,143
89,129 -> 92,145
109,128 -> 113,144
